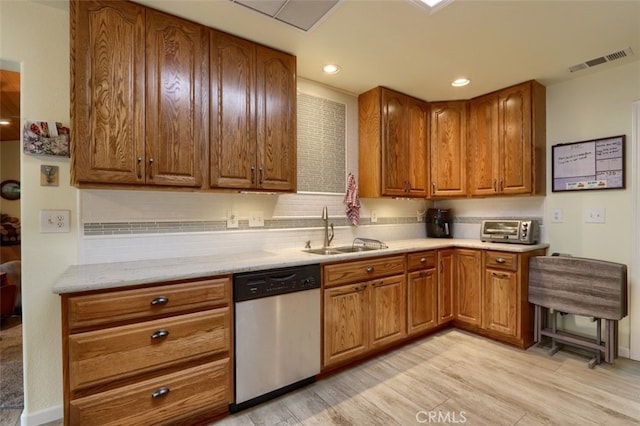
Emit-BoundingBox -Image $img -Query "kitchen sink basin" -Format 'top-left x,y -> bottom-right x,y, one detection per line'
304,245 -> 383,255
304,248 -> 344,255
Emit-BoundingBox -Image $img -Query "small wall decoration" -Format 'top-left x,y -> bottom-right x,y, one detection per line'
41,165 -> 59,186
23,121 -> 70,157
552,135 -> 625,192
0,180 -> 20,200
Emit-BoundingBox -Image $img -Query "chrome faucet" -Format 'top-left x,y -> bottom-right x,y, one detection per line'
322,206 -> 334,248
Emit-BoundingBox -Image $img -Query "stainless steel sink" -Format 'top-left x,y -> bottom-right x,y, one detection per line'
304,248 -> 344,255
332,246 -> 380,253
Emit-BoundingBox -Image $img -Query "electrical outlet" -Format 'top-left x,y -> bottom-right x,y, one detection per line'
551,209 -> 563,223
370,210 -> 378,223
226,211 -> 238,229
417,210 -> 423,222
248,211 -> 264,227
584,207 -> 606,223
40,209 -> 70,233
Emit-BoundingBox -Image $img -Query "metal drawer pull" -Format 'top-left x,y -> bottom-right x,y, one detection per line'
151,387 -> 170,399
420,257 -> 427,263
496,258 -> 506,263
137,157 -> 142,178
150,296 -> 169,306
366,266 -> 374,273
492,272 -> 508,278
151,329 -> 170,340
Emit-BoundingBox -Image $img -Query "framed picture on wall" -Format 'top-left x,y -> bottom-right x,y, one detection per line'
552,135 -> 625,192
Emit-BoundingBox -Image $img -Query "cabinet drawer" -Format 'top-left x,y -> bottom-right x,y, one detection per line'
323,255 -> 405,288
67,277 -> 230,330
484,251 -> 518,271
69,309 -> 230,392
407,251 -> 437,271
69,359 -> 230,426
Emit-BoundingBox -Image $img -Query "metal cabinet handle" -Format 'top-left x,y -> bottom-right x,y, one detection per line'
151,387 -> 170,399
259,167 -> 264,184
148,158 -> 154,179
150,296 -> 169,306
137,157 -> 142,179
366,266 -> 374,273
420,257 -> 427,263
251,166 -> 256,184
496,258 -> 506,263
151,329 -> 170,340
493,179 -> 497,192
491,272 -> 508,279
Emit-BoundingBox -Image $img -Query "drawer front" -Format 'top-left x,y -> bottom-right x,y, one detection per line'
69,309 -> 230,392
323,255 -> 405,287
68,277 -> 230,330
69,359 -> 230,426
407,251 -> 437,271
485,251 -> 518,271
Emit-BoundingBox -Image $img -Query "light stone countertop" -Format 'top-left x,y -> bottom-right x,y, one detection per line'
52,238 -> 549,294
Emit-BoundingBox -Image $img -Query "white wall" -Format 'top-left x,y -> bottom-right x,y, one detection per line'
1,0 -> 75,423
545,60 -> 640,357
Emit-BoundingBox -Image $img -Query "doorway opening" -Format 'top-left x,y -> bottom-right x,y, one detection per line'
0,59 -> 23,421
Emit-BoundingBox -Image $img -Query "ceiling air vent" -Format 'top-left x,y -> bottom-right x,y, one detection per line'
230,0 -> 341,32
569,47 -> 634,73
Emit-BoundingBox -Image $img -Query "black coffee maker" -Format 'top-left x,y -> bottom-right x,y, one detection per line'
425,208 -> 452,238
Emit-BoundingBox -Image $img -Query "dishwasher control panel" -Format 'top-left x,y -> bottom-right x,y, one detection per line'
234,264 -> 321,302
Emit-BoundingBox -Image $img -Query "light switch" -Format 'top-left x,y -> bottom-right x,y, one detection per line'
584,208 -> 606,223
40,210 -> 70,233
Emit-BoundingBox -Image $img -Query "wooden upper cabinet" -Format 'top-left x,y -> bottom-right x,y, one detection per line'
210,34 -> 296,192
71,1 -> 206,188
210,31 -> 255,189
469,80 -> 546,196
145,9 -> 207,188
430,101 -> 467,198
358,87 -> 428,198
71,0 -> 146,185
256,46 -> 297,192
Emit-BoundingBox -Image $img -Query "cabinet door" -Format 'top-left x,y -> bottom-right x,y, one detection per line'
407,269 -> 437,335
438,249 -> 455,324
323,283 -> 369,367
468,94 -> 500,196
210,31 -> 256,189
145,10 -> 207,187
381,89 -> 408,196
430,101 -> 467,197
370,275 -> 406,349
256,46 -> 297,191
405,97 -> 429,197
455,249 -> 482,326
71,0 -> 145,185
498,83 -> 532,194
484,268 -> 518,337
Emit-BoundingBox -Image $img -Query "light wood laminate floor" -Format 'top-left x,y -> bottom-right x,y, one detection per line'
3,330 -> 639,425
216,330 -> 640,426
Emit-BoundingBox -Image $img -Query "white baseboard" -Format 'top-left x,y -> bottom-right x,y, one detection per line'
21,404 -> 63,426
618,346 -> 631,359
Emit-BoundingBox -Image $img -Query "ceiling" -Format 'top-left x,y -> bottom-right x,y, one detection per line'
134,0 -> 640,101
10,0 -> 640,110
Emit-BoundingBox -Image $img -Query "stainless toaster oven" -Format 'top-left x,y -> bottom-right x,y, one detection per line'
480,219 -> 539,245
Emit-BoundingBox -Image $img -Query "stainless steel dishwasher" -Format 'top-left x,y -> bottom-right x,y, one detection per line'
231,264 -> 321,412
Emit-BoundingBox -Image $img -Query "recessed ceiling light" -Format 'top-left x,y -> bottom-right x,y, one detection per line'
410,0 -> 454,14
451,78 -> 470,87
323,64 -> 341,74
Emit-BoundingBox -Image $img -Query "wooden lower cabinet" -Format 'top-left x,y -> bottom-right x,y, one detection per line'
484,266 -> 518,337
407,251 -> 438,335
438,249 -> 455,324
62,276 -> 233,426
323,283 -> 369,367
455,249 -> 482,326
322,255 -> 406,369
